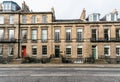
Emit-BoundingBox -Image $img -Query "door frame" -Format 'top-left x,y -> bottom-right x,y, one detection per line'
21,46 -> 26,58
55,45 -> 60,58
92,45 -> 98,59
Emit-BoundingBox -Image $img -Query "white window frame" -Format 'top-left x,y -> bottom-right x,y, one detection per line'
8,45 -> 14,56
54,29 -> 60,42
22,29 -> 27,39
91,28 -> 98,40
9,29 -> 14,40
32,15 -> 37,23
77,28 -> 83,41
0,16 -> 4,24
32,46 -> 37,56
104,28 -> 110,40
31,29 -> 37,40
0,29 -> 4,40
89,15 -> 93,21
0,45 -> 3,56
66,28 -> 71,41
77,45 -> 82,56
41,29 -> 47,42
66,45 -> 72,55
104,46 -> 110,56
42,15 -> 47,23
9,15 -> 14,24
22,15 -> 27,24
42,45 -> 47,55
116,46 -> 120,56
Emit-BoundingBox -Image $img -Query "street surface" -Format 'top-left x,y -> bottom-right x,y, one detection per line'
0,67 -> 120,82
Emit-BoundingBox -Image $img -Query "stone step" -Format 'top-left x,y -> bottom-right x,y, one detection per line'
50,58 -> 62,64
9,59 -> 22,64
94,59 -> 108,64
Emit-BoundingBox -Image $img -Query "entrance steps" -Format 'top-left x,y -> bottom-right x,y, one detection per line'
9,59 -> 22,64
94,59 -> 108,64
50,58 -> 62,64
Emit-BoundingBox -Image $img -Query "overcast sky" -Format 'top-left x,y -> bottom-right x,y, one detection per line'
1,0 -> 120,19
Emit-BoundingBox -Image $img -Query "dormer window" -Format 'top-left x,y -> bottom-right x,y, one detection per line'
88,13 -> 100,22
2,1 -> 21,12
106,9 -> 118,21
106,13 -> 118,21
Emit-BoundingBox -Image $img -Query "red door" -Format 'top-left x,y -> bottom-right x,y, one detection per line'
22,46 -> 26,58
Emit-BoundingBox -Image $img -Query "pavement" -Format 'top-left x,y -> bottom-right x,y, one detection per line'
0,64 -> 120,68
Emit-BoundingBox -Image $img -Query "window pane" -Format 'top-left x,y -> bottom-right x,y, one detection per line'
32,30 -> 37,40
8,46 -> 14,56
22,30 -> 27,39
32,46 -> 37,55
42,29 -> 47,41
111,14 -> 114,21
92,29 -> 97,40
66,46 -> 71,55
0,29 -> 4,39
0,46 -> 3,56
66,29 -> 71,41
77,29 -> 82,41
42,46 -> 47,55
77,46 -> 82,55
93,15 -> 97,21
10,16 -> 14,24
0,16 -> 4,24
55,29 -> 60,42
22,16 -> 26,24
104,29 -> 109,40
42,15 -> 47,23
32,15 -> 36,23
116,29 -> 120,39
104,46 -> 110,56
9,29 -> 14,40
116,46 -> 120,56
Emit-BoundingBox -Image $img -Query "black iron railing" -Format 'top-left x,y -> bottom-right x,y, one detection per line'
90,38 -> 120,42
0,38 -> 17,43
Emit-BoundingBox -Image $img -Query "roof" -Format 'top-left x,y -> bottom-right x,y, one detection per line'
54,19 -> 83,23
3,1 -> 21,9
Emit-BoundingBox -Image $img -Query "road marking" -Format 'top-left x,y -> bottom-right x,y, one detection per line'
0,73 -> 120,77
0,68 -> 120,71
30,74 -> 71,77
92,74 -> 120,77
0,74 -> 29,77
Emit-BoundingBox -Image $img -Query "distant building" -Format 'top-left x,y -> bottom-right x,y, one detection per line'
0,1 -> 120,63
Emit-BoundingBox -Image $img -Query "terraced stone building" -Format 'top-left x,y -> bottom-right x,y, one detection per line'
0,1 -> 120,63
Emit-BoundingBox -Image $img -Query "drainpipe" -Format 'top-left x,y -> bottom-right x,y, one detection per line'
18,13 -> 20,58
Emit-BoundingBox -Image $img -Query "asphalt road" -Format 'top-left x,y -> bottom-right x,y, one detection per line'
0,67 -> 120,82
